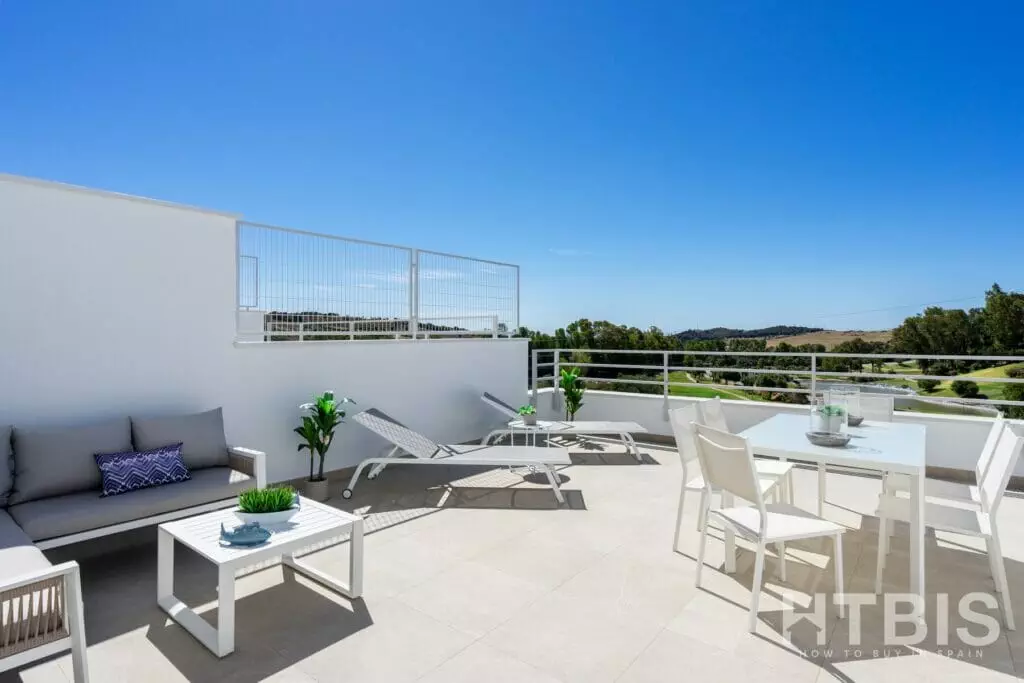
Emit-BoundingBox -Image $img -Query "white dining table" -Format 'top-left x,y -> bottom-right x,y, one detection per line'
738,413 -> 927,615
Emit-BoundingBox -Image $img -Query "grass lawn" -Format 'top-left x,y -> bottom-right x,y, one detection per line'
666,371 -> 768,401
928,362 -> 1024,400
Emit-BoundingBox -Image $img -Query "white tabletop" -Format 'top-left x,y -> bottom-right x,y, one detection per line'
739,413 -> 926,475
159,498 -> 361,566
508,419 -> 648,433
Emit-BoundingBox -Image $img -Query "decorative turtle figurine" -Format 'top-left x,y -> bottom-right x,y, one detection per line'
220,521 -> 272,546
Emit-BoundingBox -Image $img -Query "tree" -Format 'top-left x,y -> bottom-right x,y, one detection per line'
916,378 -> 940,393
1002,382 -> 1024,419
984,284 -> 1024,353
951,380 -> 980,398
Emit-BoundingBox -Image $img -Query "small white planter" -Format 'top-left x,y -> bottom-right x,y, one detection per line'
520,413 -> 537,426
233,507 -> 300,526
304,479 -> 330,502
812,415 -> 844,434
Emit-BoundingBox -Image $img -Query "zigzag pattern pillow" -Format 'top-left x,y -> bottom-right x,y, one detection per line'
94,442 -> 191,497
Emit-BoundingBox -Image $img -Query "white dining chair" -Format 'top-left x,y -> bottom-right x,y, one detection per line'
669,405 -> 795,553
697,397 -> 730,432
885,417 -> 1004,506
693,423 -> 846,632
875,426 -> 1023,630
818,392 -> 894,516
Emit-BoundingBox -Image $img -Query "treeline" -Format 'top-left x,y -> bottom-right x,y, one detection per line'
674,325 -> 822,342
519,283 -> 1024,412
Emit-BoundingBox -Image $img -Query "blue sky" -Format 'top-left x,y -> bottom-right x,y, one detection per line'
2,1 -> 1022,333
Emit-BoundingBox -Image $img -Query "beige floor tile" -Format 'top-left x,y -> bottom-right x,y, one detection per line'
282,599 -> 474,683
415,642 -> 564,683
474,533 -> 608,590
482,592 -> 664,683
395,559 -> 547,636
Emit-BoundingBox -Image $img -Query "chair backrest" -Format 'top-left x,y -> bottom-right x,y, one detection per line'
698,397 -> 730,432
351,408 -> 441,459
978,425 -> 1024,515
481,392 -> 519,419
975,417 -> 1006,483
668,405 -> 701,483
858,395 -> 894,422
693,423 -> 766,519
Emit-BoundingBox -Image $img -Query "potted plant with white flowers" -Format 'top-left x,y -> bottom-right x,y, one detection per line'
294,391 -> 355,501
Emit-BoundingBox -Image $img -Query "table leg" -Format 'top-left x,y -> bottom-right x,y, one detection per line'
217,565 -> 236,656
349,517 -> 364,598
157,529 -> 174,602
723,491 -> 737,573
910,469 -> 926,622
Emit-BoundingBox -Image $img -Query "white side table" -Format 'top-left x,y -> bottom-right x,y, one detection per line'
157,498 -> 364,657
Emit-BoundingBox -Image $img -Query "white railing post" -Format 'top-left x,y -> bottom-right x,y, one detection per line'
299,321 -> 305,342
663,351 -> 670,420
810,353 -> 817,401
409,249 -> 420,340
491,315 -> 498,339
552,349 -> 561,412
531,348 -> 539,406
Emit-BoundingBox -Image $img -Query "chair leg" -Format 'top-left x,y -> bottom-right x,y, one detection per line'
695,498 -> 711,588
984,538 -> 1001,593
989,532 -> 1015,630
777,541 -> 787,582
834,533 -> 845,618
875,510 -> 887,595
673,484 -> 687,552
696,487 -> 709,532
749,541 -> 766,633
818,464 -> 826,517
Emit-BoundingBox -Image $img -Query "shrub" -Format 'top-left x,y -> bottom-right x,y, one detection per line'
951,380 -> 980,398
1005,366 -> 1024,379
238,486 -> 296,513
916,378 -> 940,393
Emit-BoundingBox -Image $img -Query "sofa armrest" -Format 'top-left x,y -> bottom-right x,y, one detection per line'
228,446 -> 267,488
0,561 -> 88,675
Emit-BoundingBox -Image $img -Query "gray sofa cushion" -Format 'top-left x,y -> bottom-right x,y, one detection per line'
8,467 -> 252,542
1,425 -> 12,506
10,418 -> 133,505
132,408 -> 229,470
0,510 -> 52,582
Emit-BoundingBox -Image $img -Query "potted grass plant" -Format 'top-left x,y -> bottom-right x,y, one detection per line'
559,368 -> 586,421
517,404 -> 538,426
235,486 -> 300,525
295,390 -> 355,501
812,403 -> 846,434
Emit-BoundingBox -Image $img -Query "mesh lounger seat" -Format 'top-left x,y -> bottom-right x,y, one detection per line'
479,393 -> 648,460
347,408 -> 573,504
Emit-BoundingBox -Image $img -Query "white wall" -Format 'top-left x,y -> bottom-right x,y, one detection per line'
536,389 -> 1022,475
0,176 -> 526,483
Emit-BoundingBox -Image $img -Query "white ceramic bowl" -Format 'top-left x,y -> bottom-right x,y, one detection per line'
233,507 -> 300,526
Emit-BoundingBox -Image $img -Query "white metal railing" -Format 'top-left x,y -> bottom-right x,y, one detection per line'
235,222 -> 518,342
530,348 -> 1024,416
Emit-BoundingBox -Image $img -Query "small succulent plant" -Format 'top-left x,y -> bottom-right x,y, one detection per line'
517,405 -> 537,415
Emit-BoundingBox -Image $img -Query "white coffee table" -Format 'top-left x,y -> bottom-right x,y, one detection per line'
157,498 -> 364,657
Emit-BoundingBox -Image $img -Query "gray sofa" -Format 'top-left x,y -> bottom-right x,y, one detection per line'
0,407 -> 267,683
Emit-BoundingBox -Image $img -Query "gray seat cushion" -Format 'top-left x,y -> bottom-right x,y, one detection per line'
8,467 -> 252,542
132,408 -> 229,470
10,418 -> 133,505
0,510 -> 52,582
1,425 -> 12,506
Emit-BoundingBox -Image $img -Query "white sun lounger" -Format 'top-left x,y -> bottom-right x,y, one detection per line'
346,408 -> 572,504
479,392 -> 648,461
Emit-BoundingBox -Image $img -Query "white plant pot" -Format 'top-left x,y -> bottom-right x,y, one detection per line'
813,415 -> 844,434
233,507 -> 299,526
521,413 -> 537,426
304,479 -> 330,502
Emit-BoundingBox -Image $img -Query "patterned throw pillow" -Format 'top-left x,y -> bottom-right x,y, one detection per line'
94,442 -> 191,497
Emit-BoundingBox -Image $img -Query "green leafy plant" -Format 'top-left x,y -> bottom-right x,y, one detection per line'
517,405 -> 537,415
559,368 -> 586,421
817,404 -> 846,417
295,391 -> 355,483
238,486 -> 296,513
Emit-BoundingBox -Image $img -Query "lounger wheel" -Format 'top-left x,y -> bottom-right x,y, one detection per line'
342,488 -> 353,499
